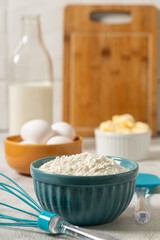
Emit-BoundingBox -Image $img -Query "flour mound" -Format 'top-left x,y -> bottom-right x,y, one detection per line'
39,152 -> 128,176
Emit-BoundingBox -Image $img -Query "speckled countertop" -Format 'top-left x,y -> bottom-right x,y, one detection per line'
0,132 -> 160,240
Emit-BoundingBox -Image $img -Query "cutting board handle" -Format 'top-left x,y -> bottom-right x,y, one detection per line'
90,10 -> 132,25
65,5 -> 157,30
88,6 -> 135,27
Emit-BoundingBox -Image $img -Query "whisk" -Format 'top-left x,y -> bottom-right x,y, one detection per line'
0,173 -> 119,240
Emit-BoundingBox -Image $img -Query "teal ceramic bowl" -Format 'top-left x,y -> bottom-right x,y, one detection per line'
31,156 -> 138,226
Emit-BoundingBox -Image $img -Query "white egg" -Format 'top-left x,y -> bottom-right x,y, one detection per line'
20,119 -> 54,144
51,121 -> 76,140
47,136 -> 72,145
20,140 -> 37,145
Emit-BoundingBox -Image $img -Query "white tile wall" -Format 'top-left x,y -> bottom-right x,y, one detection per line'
0,0 -> 160,129
0,0 -> 7,78
0,0 -> 7,130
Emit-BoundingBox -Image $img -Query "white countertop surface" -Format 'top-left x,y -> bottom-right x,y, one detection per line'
0,132 -> 160,240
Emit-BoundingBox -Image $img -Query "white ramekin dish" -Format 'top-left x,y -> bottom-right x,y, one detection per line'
94,128 -> 151,161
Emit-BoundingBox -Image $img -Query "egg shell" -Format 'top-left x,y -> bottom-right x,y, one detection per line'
20,119 -> 54,144
47,136 -> 72,145
51,121 -> 76,140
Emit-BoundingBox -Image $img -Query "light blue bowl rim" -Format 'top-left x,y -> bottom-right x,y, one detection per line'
31,156 -> 139,186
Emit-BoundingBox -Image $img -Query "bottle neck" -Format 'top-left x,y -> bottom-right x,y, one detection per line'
21,15 -> 41,44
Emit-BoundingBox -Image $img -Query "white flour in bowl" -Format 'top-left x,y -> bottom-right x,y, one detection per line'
39,152 -> 128,176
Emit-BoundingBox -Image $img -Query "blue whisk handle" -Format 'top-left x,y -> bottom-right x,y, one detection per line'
38,211 -> 109,239
38,211 -> 58,232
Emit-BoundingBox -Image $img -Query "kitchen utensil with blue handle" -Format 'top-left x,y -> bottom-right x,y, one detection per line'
135,173 -> 160,223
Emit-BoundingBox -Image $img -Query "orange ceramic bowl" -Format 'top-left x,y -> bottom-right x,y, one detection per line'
4,135 -> 83,175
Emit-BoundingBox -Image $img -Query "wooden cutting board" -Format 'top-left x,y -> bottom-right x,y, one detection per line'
63,5 -> 158,136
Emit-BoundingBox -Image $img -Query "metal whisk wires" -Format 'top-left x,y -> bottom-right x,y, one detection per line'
0,172 -> 43,227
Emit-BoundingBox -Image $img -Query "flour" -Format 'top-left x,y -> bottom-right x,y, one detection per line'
39,152 -> 128,176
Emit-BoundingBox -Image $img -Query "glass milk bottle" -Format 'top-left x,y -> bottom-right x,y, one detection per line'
9,15 -> 53,135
